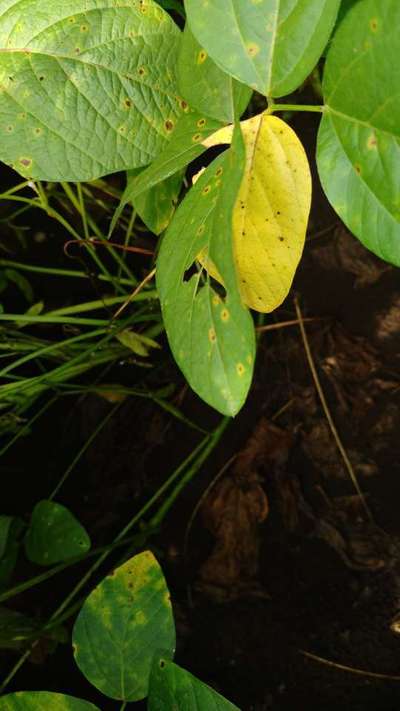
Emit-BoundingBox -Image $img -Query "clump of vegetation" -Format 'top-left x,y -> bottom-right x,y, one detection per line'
0,0 -> 398,707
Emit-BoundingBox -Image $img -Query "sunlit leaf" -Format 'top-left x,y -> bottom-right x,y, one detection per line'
24,500 -> 91,566
177,25 -> 251,123
157,126 -> 255,416
317,0 -> 400,266
0,0 -> 181,180
185,0 -> 340,97
73,551 -> 176,701
201,112 -> 311,312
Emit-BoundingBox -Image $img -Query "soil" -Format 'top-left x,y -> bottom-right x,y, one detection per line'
1,107 -> 400,711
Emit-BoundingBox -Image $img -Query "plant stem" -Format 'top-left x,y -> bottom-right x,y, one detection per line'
0,396 -> 57,458
149,416 -> 229,528
268,103 -> 324,114
0,259 -> 133,288
49,401 -> 122,500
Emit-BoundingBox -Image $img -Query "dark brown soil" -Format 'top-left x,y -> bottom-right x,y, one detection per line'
1,111 -> 400,711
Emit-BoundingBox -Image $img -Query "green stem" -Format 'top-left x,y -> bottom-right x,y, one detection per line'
149,417 -> 229,528
49,401 -> 122,500
0,328 -> 107,378
268,102 -> 324,114
0,396 -> 57,458
0,259 -> 133,288
61,183 -> 136,286
0,313 -> 111,327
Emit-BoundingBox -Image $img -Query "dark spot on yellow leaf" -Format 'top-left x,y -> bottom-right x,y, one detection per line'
197,50 -> 207,64
370,17 -> 378,32
202,185 -> 211,196
354,163 -> 362,175
165,119 -> 174,132
192,133 -> 201,142
124,98 -> 132,108
19,157 -> 32,168
197,118 -> 206,128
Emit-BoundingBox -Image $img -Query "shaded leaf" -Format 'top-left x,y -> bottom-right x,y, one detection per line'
148,658 -> 240,710
317,0 -> 400,265
0,0 -> 181,181
157,127 -> 255,416
129,169 -> 184,235
4,269 -> 33,302
177,25 -> 251,123
73,551 -> 176,701
202,112 -> 311,312
24,500 -> 91,566
110,109 -> 223,236
185,0 -> 340,97
1,692 -> 99,711
0,515 -> 14,559
0,516 -> 24,587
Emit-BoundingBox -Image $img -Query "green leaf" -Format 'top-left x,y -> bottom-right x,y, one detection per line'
4,269 -> 33,302
109,110 -> 223,236
73,551 -> 176,702
177,25 -> 251,122
116,329 -> 160,356
24,500 -> 91,566
148,658 -> 240,710
129,169 -> 184,235
317,0 -> 400,266
0,692 -> 99,711
157,127 -> 256,416
0,516 -> 23,587
0,0 -> 181,181
0,515 -> 14,558
184,0 -> 340,97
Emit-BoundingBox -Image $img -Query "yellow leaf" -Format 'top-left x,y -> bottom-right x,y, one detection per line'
200,111 -> 312,312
